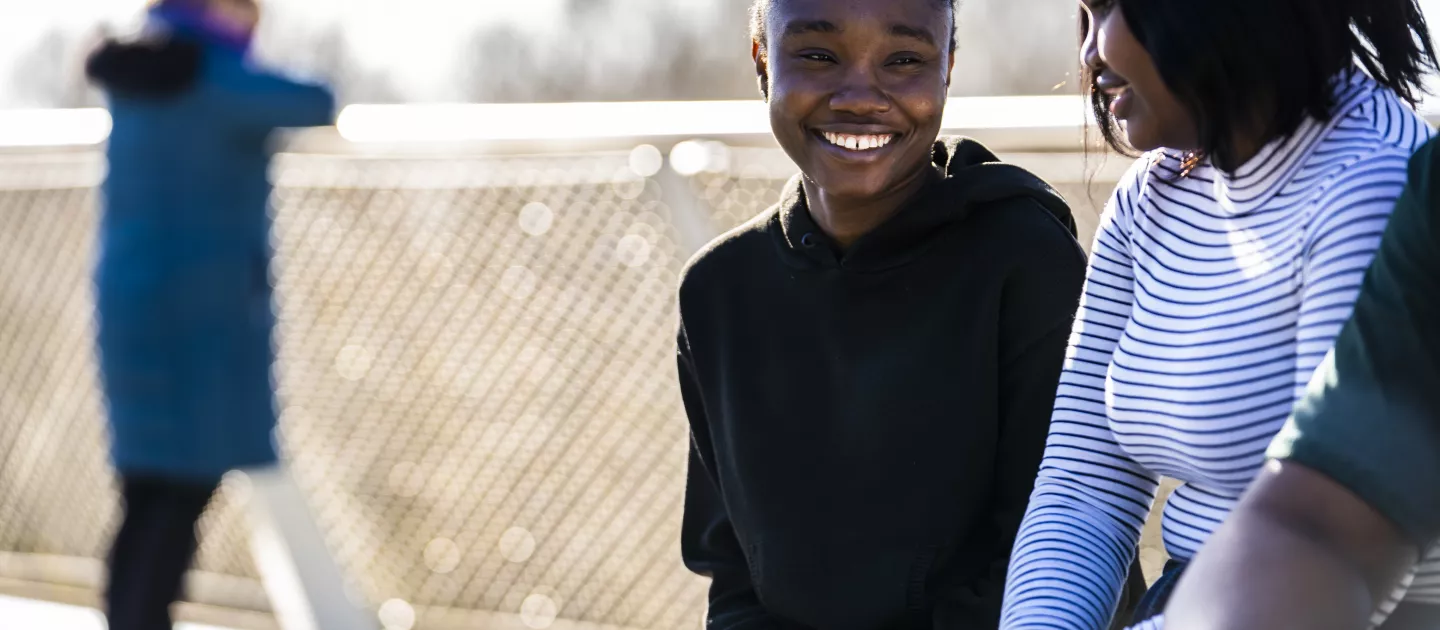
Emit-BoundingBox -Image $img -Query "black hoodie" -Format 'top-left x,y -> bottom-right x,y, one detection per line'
677,138 -> 1088,630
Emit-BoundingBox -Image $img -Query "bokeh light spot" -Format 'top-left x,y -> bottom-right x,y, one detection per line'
615,234 -> 652,268
424,537 -> 462,574
518,202 -> 554,236
378,598 -> 416,630
628,144 -> 663,177
499,526 -> 536,563
336,344 -> 374,381
520,593 -> 558,629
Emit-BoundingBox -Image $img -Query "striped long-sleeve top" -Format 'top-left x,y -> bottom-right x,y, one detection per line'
1000,70 -> 1440,630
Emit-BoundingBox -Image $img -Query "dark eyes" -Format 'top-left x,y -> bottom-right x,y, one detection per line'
797,52 -> 926,66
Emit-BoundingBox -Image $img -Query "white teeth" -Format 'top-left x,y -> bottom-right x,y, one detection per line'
822,132 -> 895,151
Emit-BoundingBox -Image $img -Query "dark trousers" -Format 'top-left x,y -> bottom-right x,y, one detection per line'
1111,556 -> 1149,629
106,475 -> 219,630
1128,559 -> 1186,626
1378,603 -> 1440,630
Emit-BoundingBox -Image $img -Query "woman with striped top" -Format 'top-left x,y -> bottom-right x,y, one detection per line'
1000,0 -> 1440,628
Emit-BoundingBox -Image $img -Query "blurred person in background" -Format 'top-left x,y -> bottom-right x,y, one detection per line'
674,0 -> 1144,627
999,0 -> 1440,628
1163,135 -> 1440,630
84,0 -> 333,628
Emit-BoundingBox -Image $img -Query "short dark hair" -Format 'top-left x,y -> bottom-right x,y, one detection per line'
748,0 -> 961,50
1086,0 -> 1439,167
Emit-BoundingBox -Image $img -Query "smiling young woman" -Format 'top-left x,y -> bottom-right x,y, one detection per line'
999,0 -> 1440,628
672,0 -> 1115,628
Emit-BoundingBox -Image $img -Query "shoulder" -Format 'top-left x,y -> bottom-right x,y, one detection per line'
1306,146 -> 1412,239
678,206 -> 779,302
202,54 -> 327,97
1304,82 -> 1432,201
1100,151 -> 1170,222
1316,145 -> 1412,197
1328,79 -> 1435,153
1079,151 -> 1171,252
970,195 -> 1086,269
964,196 -> 1088,313
1404,135 -> 1440,202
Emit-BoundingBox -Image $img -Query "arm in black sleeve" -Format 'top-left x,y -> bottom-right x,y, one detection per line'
937,205 -> 1094,627
678,327 -> 809,630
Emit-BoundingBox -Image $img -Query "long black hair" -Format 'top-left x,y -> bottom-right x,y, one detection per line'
1085,0 -> 1439,167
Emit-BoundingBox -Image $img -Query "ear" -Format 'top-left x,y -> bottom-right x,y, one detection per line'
752,38 -> 770,101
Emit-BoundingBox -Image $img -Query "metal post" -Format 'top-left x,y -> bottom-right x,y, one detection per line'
239,466 -> 378,630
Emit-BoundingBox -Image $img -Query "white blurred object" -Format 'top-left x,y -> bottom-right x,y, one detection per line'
238,466 -> 379,630
668,139 -> 730,176
336,100 -> 771,142
0,594 -> 235,630
627,144 -> 663,177
377,598 -> 416,630
16,95 -> 1440,148
334,97 -> 1090,143
0,109 -> 111,147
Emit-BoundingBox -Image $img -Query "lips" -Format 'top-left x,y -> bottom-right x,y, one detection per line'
820,131 -> 896,151
1095,71 -> 1133,118
1108,88 -> 1134,119
809,125 -> 903,164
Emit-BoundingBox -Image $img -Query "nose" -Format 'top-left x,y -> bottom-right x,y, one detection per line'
829,67 -> 890,117
1080,13 -> 1102,74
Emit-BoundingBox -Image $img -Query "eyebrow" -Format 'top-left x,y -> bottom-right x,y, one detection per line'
780,19 -> 939,47
889,23 -> 938,47
782,20 -> 840,37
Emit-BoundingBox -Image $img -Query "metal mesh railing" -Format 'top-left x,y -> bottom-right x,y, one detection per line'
0,145 -> 1115,629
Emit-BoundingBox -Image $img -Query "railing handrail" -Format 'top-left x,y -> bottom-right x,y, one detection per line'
10,96 -> 1440,154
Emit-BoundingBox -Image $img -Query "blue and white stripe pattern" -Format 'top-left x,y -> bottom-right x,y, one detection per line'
1000,70 -> 1440,629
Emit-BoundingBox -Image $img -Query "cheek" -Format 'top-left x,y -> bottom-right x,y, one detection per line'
1152,92 -> 1198,147
896,84 -> 947,130
1096,11 -> 1146,79
766,74 -> 825,120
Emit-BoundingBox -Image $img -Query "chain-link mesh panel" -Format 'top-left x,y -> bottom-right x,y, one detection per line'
0,156 -> 114,564
0,145 -> 1125,629
266,153 -> 706,629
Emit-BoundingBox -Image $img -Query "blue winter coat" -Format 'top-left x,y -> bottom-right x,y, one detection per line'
94,39 -> 334,481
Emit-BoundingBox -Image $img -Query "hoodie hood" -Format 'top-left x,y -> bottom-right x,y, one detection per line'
86,36 -> 204,99
775,136 -> 1077,272
86,2 -> 253,100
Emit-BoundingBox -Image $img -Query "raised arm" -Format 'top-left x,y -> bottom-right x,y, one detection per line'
209,66 -> 335,132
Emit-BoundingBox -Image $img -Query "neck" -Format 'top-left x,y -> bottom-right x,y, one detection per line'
1214,105 -> 1275,173
1214,133 -> 1265,173
802,166 -> 938,250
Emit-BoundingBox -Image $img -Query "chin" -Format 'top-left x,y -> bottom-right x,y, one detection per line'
1123,134 -> 1163,154
805,168 -> 892,200
1120,123 -> 1163,153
